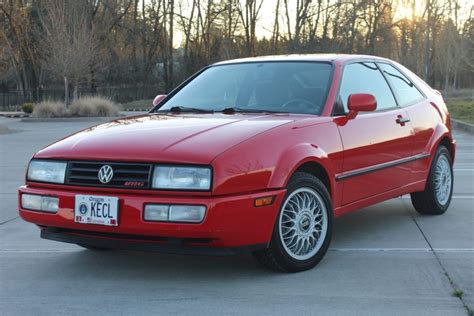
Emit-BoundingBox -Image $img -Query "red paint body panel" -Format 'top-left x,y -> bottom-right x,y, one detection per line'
34,114 -> 296,165
19,54 -> 456,251
335,108 -> 414,204
212,117 -> 344,197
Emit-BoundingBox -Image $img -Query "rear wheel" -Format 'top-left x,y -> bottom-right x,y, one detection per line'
253,172 -> 333,272
410,146 -> 453,215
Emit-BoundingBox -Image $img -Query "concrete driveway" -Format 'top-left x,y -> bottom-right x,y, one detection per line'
0,115 -> 472,315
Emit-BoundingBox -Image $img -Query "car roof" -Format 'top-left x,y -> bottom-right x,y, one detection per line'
213,54 -> 392,65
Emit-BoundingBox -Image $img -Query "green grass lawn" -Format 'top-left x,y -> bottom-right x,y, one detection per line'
446,99 -> 474,124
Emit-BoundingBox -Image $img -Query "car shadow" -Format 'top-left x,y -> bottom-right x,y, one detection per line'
34,199 -> 415,279
332,198 -> 425,248
42,250 -> 286,281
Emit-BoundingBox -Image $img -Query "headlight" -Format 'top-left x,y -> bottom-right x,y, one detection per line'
27,160 -> 67,184
152,166 -> 211,190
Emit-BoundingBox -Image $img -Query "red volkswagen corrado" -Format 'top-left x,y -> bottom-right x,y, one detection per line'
19,55 -> 455,272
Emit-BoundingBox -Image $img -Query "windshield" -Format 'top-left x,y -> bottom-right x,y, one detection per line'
155,62 -> 333,115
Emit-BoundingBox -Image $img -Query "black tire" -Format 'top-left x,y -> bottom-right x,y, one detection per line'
78,244 -> 113,251
253,172 -> 334,272
410,146 -> 453,215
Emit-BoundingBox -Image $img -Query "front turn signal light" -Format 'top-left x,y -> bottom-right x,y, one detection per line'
254,196 -> 274,207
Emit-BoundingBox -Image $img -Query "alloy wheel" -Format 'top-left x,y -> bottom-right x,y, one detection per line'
278,187 -> 328,260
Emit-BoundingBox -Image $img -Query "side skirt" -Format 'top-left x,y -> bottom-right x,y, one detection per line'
334,179 -> 426,218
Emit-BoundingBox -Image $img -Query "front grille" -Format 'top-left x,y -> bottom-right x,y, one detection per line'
66,161 -> 153,189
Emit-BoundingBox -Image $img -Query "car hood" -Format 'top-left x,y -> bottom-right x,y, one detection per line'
34,113 -> 301,164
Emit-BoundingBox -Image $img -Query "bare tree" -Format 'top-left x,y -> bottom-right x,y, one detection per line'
39,0 -> 99,106
1,0 -> 473,105
0,0 -> 42,100
237,0 -> 264,56
167,0 -> 175,91
271,0 -> 281,53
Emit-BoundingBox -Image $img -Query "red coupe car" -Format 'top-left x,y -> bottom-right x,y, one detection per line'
19,54 -> 455,272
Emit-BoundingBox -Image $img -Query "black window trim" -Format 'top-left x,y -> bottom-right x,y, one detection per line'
375,61 -> 427,108
331,58 -> 401,117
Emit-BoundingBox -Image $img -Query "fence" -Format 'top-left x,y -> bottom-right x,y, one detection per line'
0,86 -> 161,111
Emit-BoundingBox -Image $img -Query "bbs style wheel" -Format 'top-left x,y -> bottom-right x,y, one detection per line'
411,146 -> 453,215
253,172 -> 333,272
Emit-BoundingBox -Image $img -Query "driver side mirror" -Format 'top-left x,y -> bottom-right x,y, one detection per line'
153,94 -> 167,107
346,93 -> 377,119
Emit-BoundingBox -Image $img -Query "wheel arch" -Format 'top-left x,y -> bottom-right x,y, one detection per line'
268,143 -> 337,201
427,123 -> 456,163
439,136 -> 455,162
293,161 -> 331,196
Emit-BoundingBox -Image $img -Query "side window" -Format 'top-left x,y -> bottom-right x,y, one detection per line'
378,63 -> 424,106
339,62 -> 397,112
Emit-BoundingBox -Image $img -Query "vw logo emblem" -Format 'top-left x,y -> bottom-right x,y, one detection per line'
98,165 -> 114,184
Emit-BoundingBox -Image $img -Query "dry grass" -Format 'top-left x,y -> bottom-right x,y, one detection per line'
32,101 -> 66,118
30,97 -> 119,118
69,96 -> 119,117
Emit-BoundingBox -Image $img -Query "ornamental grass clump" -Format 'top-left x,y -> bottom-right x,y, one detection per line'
31,101 -> 66,118
69,96 -> 119,117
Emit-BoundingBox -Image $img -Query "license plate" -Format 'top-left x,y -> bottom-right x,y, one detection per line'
74,195 -> 119,226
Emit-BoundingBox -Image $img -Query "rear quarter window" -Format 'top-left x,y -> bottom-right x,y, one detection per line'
378,63 -> 425,106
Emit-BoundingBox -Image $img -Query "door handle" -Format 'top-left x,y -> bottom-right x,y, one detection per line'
396,115 -> 410,126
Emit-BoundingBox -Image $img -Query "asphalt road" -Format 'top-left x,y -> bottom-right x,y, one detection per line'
0,115 -> 472,315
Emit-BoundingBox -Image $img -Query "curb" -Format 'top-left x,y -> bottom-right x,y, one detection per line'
0,112 -> 29,118
20,116 -> 120,123
19,111 -> 146,123
123,108 -> 150,112
20,116 -> 121,123
451,118 -> 474,134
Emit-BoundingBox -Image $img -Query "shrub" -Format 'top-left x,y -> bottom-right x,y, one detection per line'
69,97 -> 119,117
22,102 -> 34,114
32,101 -> 66,118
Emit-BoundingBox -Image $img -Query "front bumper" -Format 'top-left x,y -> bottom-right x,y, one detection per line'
41,227 -> 266,256
19,185 -> 286,252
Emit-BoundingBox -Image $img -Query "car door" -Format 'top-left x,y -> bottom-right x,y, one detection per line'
377,62 -> 433,184
335,61 -> 415,205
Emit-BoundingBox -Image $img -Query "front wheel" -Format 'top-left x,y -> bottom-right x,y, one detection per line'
253,172 -> 334,272
411,146 -> 453,215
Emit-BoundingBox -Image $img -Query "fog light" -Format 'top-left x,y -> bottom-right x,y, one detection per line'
144,204 -> 206,223
144,204 -> 169,221
21,194 -> 58,213
169,205 -> 206,222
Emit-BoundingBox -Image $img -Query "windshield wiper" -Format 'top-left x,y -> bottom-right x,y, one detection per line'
157,106 -> 214,113
220,107 -> 283,114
